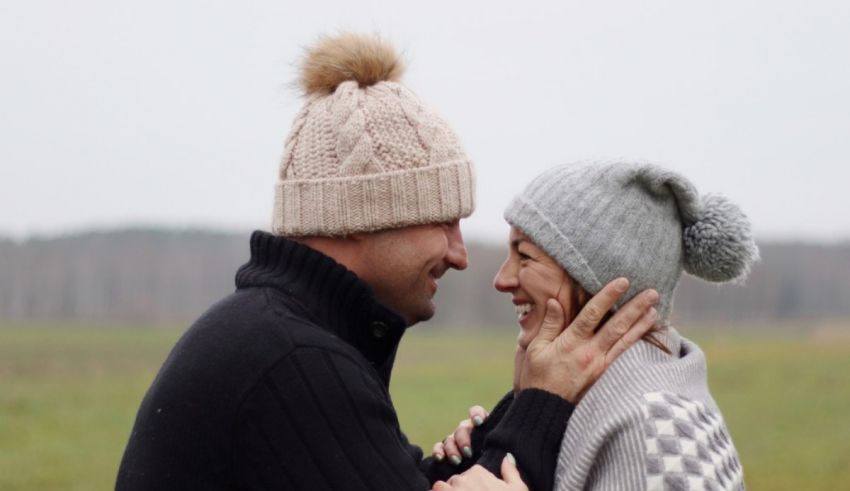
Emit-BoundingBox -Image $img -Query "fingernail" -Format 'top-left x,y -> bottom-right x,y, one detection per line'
615,278 -> 629,292
506,452 -> 516,465
645,289 -> 659,303
435,453 -> 444,462
472,415 -> 484,426
450,455 -> 462,466
462,446 -> 473,459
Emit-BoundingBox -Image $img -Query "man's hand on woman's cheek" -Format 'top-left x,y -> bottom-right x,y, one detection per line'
517,277 -> 659,403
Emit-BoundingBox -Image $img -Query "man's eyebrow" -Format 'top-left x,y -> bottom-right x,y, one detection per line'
510,238 -> 524,249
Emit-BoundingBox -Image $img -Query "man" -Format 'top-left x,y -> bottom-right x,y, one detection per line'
116,33 -> 658,490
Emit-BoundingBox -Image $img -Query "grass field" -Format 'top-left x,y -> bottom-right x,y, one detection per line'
1,324 -> 848,490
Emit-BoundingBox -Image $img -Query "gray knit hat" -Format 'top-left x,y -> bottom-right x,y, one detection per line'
272,33 -> 475,237
504,162 -> 759,321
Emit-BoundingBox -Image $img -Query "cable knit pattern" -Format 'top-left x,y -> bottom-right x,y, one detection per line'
273,42 -> 474,236
553,328 -> 745,491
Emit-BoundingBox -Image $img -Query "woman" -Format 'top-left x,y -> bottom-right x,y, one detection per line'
436,162 -> 757,490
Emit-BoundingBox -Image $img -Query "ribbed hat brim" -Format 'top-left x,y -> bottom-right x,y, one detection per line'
273,160 -> 475,236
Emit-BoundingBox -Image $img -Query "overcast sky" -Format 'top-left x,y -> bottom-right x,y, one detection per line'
2,0 -> 848,243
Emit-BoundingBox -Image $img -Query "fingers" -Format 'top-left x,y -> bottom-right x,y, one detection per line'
593,288 -> 659,353
432,462 -> 526,491
533,299 -> 565,345
435,405 -> 488,466
501,453 -> 527,489
442,433 -> 462,466
468,405 -> 488,427
605,305 -> 658,365
453,419 -> 475,459
432,480 -> 451,491
570,277 -> 630,338
432,441 -> 445,462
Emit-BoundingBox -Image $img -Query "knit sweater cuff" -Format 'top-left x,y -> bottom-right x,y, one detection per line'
479,389 -> 574,490
470,390 -> 515,454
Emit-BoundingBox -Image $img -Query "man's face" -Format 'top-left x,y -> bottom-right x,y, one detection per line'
357,220 -> 468,326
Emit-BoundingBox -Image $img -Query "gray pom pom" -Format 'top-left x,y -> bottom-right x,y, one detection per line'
683,194 -> 759,282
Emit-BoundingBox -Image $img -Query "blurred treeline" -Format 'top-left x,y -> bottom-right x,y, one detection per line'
1,229 -> 848,329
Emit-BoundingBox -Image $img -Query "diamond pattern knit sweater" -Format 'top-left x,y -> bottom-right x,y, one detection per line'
553,328 -> 744,491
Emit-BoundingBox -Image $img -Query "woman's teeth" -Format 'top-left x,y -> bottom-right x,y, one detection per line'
514,303 -> 534,319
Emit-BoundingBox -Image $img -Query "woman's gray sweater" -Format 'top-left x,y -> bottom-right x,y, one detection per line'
553,328 -> 745,491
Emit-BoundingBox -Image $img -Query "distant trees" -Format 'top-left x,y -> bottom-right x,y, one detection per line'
0,229 -> 246,324
1,229 -> 848,328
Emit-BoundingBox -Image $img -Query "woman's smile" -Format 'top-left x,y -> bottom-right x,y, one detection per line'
495,227 -> 581,352
514,302 -> 534,322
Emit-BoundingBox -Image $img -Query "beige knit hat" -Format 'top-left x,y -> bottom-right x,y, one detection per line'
272,33 -> 475,237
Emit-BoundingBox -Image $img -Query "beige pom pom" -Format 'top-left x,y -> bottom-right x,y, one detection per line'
300,32 -> 405,96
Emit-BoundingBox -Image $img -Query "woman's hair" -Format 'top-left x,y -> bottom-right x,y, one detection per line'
566,275 -> 672,355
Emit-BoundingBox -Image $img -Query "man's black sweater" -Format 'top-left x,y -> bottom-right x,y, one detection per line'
116,231 -> 574,490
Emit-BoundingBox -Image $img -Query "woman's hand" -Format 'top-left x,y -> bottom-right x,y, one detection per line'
431,455 -> 527,491
432,405 -> 489,465
518,277 -> 659,403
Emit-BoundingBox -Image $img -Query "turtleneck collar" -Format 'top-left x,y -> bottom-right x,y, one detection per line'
234,231 -> 407,385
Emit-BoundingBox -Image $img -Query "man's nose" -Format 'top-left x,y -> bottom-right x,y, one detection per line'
445,220 -> 468,271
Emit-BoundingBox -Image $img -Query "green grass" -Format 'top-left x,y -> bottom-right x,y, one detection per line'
0,326 -> 182,491
696,334 -> 850,490
1,324 -> 848,490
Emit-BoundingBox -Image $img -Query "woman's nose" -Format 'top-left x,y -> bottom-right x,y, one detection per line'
493,257 -> 517,292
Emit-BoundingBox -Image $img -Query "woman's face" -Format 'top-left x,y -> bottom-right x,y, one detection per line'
494,227 -> 584,350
